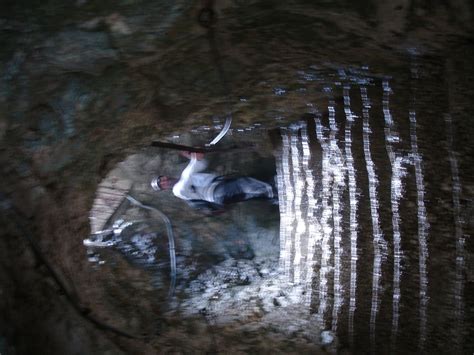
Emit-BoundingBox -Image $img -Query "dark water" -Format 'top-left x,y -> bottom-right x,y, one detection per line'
1,1 -> 473,354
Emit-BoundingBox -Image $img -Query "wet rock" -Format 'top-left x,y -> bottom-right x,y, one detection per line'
0,117 -> 6,142
23,105 -> 62,149
20,79 -> 94,151
104,13 -> 132,35
321,330 -> 334,345
1,51 -> 25,83
49,80 -> 93,138
85,219 -> 168,269
0,193 -> 12,211
0,51 -> 26,108
78,17 -> 104,31
31,141 -> 78,175
225,238 -> 255,260
0,19 -> 39,33
79,14 -> 132,36
28,31 -> 118,76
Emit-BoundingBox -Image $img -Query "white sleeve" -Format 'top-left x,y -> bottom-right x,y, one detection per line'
172,157 -> 208,200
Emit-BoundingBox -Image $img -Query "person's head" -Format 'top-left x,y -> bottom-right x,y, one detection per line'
151,176 -> 176,191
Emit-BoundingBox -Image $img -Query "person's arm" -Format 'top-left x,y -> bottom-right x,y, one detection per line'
172,155 -> 208,200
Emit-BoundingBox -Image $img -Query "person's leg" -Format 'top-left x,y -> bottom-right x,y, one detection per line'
213,177 -> 274,204
237,177 -> 274,199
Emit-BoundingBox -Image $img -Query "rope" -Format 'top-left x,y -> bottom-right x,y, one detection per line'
198,1 -> 233,147
125,195 -> 177,297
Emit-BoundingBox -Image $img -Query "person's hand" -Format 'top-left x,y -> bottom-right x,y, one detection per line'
192,152 -> 204,160
181,151 -> 204,160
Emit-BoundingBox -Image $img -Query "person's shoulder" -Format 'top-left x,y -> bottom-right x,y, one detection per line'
172,180 -> 186,199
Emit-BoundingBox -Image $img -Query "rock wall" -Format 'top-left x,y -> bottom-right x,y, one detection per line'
0,0 -> 472,353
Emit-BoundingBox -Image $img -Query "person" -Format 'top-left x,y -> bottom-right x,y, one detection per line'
151,152 -> 276,214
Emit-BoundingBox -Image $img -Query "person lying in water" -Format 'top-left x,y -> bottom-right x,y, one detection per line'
151,152 -> 277,214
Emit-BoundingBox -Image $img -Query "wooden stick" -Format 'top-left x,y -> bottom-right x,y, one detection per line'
150,141 -> 251,153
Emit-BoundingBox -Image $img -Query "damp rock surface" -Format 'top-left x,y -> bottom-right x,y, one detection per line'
1,1 -> 473,354
28,31 -> 118,76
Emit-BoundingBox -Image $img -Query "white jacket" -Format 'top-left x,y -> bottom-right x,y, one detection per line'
172,157 -> 221,203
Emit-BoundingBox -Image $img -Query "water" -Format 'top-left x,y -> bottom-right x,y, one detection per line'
2,1 -> 473,353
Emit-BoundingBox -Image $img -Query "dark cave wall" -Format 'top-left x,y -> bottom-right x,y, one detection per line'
0,0 -> 472,353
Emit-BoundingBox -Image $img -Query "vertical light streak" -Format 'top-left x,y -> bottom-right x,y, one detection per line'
382,80 -> 406,347
328,97 -> 345,333
445,113 -> 464,349
343,85 -> 358,345
409,64 -> 429,352
301,123 -> 320,304
280,131 -> 294,278
277,120 -> 321,303
316,118 -> 333,329
290,127 -> 305,284
275,130 -> 287,269
361,85 -> 385,349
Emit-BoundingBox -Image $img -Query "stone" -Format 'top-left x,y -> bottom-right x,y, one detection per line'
105,13 -> 132,35
28,31 -> 118,76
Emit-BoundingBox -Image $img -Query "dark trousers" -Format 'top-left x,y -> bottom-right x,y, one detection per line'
213,177 -> 274,205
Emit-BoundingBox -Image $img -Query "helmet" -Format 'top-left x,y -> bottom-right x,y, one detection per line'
151,176 -> 163,191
